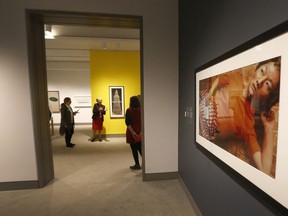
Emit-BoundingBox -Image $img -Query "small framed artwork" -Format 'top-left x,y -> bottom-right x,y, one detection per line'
48,91 -> 60,113
195,20 -> 288,208
109,86 -> 124,118
74,95 -> 92,108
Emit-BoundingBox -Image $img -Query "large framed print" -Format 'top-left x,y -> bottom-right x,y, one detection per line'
48,91 -> 60,113
109,86 -> 124,118
195,21 -> 288,208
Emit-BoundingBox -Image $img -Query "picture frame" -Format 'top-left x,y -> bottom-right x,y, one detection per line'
195,20 -> 288,208
109,86 -> 124,118
74,95 -> 92,108
48,91 -> 60,113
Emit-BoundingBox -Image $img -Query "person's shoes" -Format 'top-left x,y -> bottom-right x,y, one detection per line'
66,143 -> 75,148
91,138 -> 96,142
129,164 -> 141,170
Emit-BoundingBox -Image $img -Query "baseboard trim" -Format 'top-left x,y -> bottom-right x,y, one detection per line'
178,176 -> 203,216
0,180 -> 39,191
105,134 -> 125,138
143,171 -> 179,181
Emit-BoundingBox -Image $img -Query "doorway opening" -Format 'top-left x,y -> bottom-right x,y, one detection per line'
26,10 -> 143,188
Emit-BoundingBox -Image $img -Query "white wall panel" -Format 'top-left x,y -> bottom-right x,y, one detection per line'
0,0 -> 178,182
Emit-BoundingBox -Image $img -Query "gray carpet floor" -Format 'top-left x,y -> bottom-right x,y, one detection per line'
0,125 -> 197,216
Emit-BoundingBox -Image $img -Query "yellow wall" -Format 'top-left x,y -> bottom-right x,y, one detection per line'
90,50 -> 140,135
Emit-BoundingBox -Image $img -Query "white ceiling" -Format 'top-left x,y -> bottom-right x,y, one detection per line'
45,25 -> 140,62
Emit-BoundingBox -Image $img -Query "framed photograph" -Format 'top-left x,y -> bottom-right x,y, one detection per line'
109,86 -> 124,118
48,91 -> 60,113
74,95 -> 92,108
195,21 -> 288,208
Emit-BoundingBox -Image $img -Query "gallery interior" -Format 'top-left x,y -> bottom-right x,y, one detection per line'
1,0 -> 288,215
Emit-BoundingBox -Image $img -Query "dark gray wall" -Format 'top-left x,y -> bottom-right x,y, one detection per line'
179,0 -> 288,215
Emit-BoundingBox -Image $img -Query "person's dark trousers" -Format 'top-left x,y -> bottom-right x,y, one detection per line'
65,126 -> 74,146
130,142 -> 142,165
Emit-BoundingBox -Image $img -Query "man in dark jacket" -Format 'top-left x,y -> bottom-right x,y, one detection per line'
60,97 -> 78,148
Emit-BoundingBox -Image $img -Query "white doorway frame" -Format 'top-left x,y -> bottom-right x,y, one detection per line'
26,10 -> 143,188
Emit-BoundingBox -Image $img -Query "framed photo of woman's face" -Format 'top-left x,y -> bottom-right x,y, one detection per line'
109,86 -> 124,118
195,20 -> 288,208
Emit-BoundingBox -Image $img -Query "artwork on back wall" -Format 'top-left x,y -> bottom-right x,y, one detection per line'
48,91 -> 60,113
195,20 -> 288,208
74,95 -> 92,108
109,86 -> 124,118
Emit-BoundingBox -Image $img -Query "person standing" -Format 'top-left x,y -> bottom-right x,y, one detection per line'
91,98 -> 106,142
125,96 -> 142,170
60,97 -> 78,148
